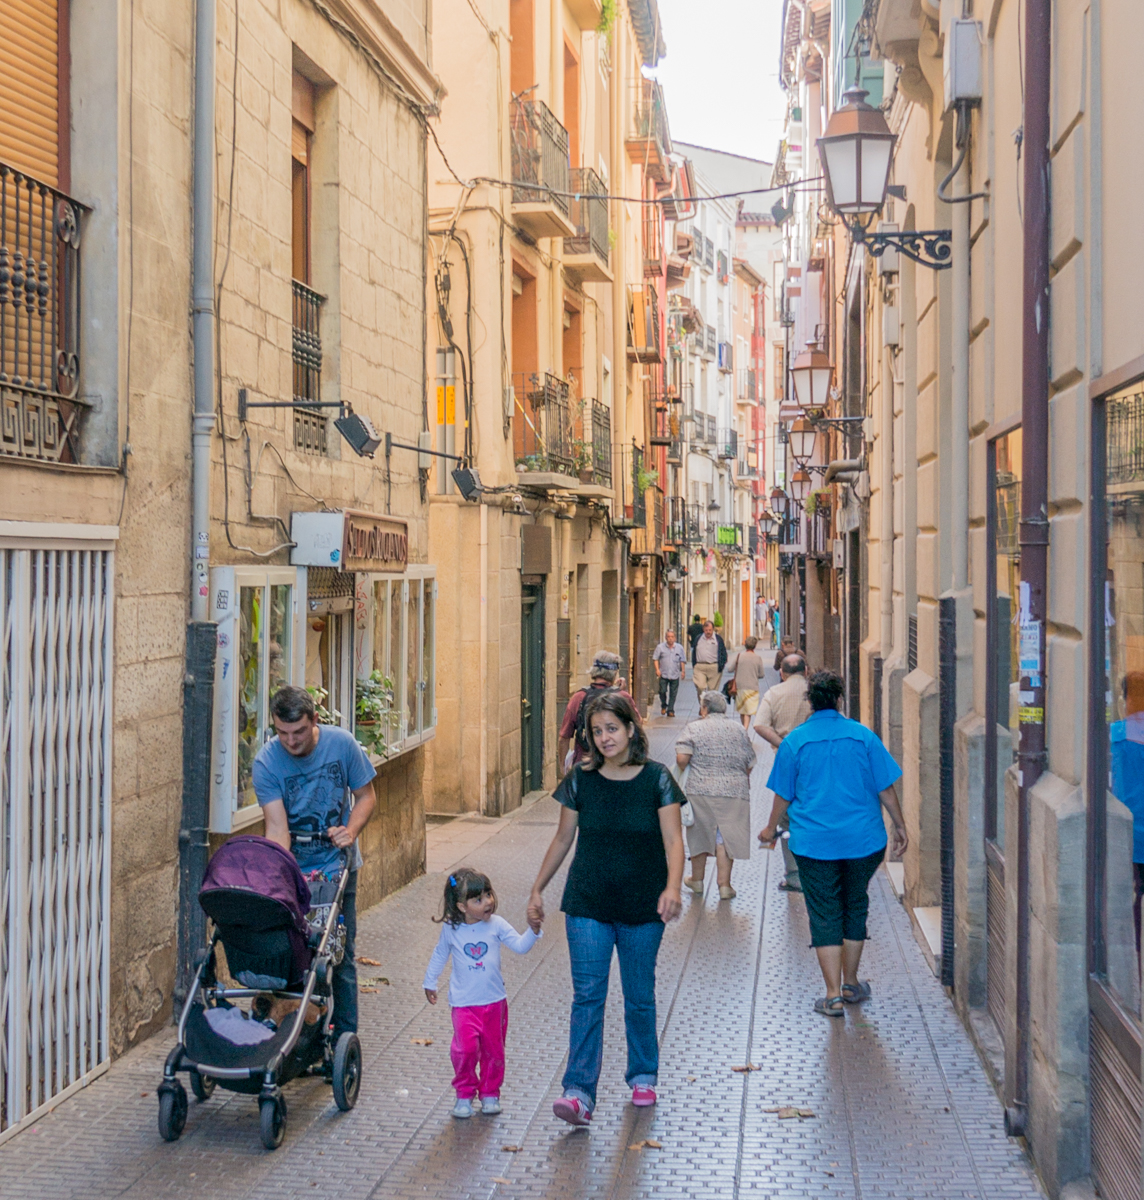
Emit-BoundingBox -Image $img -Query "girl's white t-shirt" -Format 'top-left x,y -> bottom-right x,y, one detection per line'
422,916 -> 540,1008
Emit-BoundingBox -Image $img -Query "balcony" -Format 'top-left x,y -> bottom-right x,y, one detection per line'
626,78 -> 672,183
513,371 -> 575,480
748,526 -> 760,555
716,249 -> 728,281
510,99 -> 575,239
613,443 -> 650,530
643,202 -> 665,278
563,167 -> 611,283
590,400 -> 613,486
648,404 -> 679,446
715,523 -> 745,551
705,325 -> 717,358
736,367 -> 758,403
0,165 -> 87,463
693,229 -> 708,272
292,280 -> 327,454
718,341 -> 733,374
717,428 -> 738,460
704,237 -> 715,272
627,283 -> 661,363
807,495 -> 833,560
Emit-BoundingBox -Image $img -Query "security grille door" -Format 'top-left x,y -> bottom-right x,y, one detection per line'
520,586 -> 544,794
0,547 -> 113,1138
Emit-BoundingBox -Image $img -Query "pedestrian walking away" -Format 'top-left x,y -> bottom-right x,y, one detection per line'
757,671 -> 908,1017
754,596 -> 767,641
754,654 -> 814,892
686,613 -> 705,654
726,636 -> 766,728
253,685 -> 376,1041
423,868 -> 541,1118
556,650 -> 634,777
528,691 -> 685,1126
675,690 -> 756,899
652,628 -> 687,716
771,635 -> 804,674
691,620 -> 727,700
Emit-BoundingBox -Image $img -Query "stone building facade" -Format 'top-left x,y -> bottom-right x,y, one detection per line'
777,0 -> 1144,1195
0,0 -> 436,1141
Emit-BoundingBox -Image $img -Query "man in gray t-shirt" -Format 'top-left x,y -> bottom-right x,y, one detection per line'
652,629 -> 687,716
252,685 -> 376,1040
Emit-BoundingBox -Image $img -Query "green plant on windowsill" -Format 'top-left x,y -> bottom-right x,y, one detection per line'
516,453 -> 545,472
354,670 -> 399,758
636,466 -> 659,494
305,685 -> 343,726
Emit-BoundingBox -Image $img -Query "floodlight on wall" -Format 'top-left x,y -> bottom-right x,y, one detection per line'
451,466 -> 483,501
817,87 -> 952,270
335,410 -> 383,457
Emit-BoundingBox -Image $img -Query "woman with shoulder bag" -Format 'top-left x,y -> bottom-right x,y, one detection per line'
675,691 -> 756,899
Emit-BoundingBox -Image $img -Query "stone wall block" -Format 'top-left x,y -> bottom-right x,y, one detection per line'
1026,770 -> 1090,1194
1049,383 -> 1087,509
903,667 -> 942,909
954,714 -> 988,1011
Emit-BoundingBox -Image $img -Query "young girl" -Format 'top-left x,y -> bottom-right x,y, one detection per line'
423,868 -> 541,1118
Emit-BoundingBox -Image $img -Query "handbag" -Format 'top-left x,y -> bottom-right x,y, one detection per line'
670,762 -> 695,827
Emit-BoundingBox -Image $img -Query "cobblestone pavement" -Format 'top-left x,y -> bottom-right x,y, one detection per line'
0,670 -> 1045,1199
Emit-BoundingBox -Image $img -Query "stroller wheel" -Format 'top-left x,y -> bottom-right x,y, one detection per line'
190,1070 -> 216,1102
259,1094 -> 287,1151
332,1032 -> 362,1112
157,1081 -> 188,1142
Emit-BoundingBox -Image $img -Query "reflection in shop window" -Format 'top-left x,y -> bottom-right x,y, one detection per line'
1101,388 -> 1144,1016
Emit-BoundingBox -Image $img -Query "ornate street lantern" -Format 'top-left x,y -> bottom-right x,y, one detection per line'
791,467 -> 812,505
788,415 -> 819,464
770,486 -> 789,518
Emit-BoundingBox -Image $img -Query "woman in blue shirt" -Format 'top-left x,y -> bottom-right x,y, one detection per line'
758,671 -> 908,1017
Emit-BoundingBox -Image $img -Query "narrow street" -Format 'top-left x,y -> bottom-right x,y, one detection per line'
0,677 -> 1043,1200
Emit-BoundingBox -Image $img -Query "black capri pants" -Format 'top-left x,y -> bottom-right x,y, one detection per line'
792,847 -> 886,947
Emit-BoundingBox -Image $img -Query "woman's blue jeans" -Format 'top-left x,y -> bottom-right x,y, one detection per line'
562,916 -> 664,1109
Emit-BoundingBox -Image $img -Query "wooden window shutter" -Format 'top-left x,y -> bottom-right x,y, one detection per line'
0,0 -> 61,186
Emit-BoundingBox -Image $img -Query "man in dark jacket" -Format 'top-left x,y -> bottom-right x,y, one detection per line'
687,614 -> 705,652
691,620 -> 727,700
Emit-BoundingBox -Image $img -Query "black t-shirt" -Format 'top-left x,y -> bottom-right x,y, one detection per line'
553,762 -> 683,925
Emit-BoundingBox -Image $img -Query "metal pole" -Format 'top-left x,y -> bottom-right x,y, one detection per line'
1007,0 -> 1051,1140
190,0 -> 216,622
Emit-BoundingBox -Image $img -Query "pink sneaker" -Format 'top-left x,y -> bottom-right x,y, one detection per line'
631,1085 -> 657,1107
552,1096 -> 593,1126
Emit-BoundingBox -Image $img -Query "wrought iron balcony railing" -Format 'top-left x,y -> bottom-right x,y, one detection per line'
627,78 -> 671,182
716,249 -> 728,280
736,367 -> 758,402
0,164 -> 86,463
510,98 -> 571,215
717,428 -> 738,460
591,399 -> 612,486
748,526 -> 760,555
705,325 -> 717,357
627,283 -> 661,363
292,279 -> 327,454
513,371 -> 574,475
718,341 -> 733,373
564,166 -> 609,268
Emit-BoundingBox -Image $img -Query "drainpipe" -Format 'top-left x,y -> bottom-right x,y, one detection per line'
1006,0 -> 1051,1140
190,0 -> 216,621
611,16 -> 630,674
880,346 -> 894,661
177,0 -> 218,1004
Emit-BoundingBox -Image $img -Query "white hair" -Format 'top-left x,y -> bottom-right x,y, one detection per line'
700,690 -> 728,714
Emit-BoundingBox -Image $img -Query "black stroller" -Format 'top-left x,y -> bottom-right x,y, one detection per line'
157,834 -> 361,1149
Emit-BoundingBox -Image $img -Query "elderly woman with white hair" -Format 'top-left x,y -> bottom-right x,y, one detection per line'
674,691 -> 756,899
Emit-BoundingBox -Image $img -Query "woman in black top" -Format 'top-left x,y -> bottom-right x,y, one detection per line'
528,691 -> 685,1127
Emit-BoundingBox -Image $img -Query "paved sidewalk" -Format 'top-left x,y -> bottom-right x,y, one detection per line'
0,680 -> 1044,1199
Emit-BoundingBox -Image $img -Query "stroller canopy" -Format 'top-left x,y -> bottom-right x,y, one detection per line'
200,835 -> 311,932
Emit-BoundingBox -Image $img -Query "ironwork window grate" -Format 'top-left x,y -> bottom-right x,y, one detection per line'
292,279 -> 326,454
591,399 -> 612,485
1106,389 -> 1144,484
0,164 -> 87,463
510,99 -> 570,215
908,613 -> 918,672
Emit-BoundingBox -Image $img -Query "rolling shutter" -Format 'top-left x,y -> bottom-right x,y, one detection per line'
0,0 -> 60,185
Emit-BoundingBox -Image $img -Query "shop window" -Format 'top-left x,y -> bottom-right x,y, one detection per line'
358,568 -> 436,757
1095,388 -> 1144,1018
210,567 -> 301,831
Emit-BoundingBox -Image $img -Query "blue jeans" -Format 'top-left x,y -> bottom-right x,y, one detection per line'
332,871 -> 357,1039
562,916 -> 664,1109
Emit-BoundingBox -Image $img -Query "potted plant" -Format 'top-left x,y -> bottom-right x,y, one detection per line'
636,465 -> 659,494
354,670 -> 398,758
305,685 -> 343,726
571,438 -> 593,482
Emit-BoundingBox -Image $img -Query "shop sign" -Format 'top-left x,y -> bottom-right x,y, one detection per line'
343,511 -> 408,572
716,525 -> 739,546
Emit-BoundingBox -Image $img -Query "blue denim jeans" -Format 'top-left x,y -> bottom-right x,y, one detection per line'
331,871 -> 357,1039
562,916 -> 664,1109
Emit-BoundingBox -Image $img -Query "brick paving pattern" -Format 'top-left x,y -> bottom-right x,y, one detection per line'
0,671 -> 1044,1199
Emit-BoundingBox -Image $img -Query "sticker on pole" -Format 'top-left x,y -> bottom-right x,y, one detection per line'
1018,706 -> 1044,724
1018,622 -> 1041,675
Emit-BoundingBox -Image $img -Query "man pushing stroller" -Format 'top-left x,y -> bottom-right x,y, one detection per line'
252,685 -> 377,1045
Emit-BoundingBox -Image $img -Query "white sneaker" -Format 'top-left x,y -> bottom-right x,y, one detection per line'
479,1096 -> 502,1115
452,1097 -> 475,1118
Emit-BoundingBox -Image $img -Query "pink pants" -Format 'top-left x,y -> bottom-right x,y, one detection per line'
450,999 -> 508,1100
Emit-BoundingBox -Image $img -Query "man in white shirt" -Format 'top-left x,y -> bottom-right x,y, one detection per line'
652,629 -> 687,716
